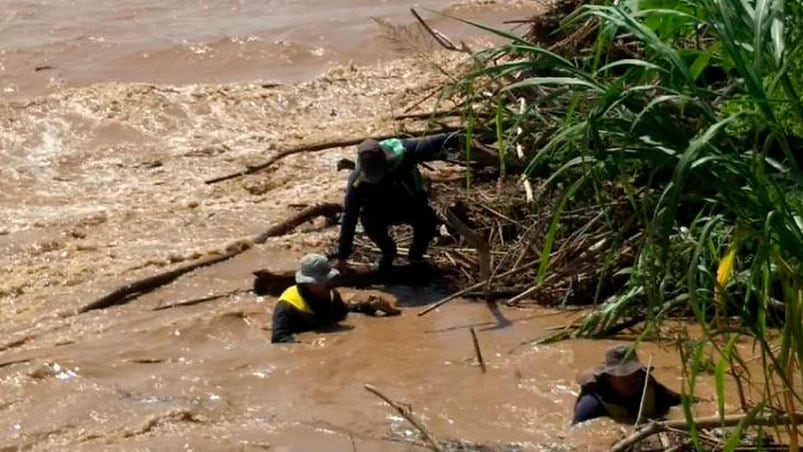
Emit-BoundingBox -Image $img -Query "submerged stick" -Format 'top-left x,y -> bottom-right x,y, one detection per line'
470,327 -> 486,373
205,127 -> 459,184
78,203 -> 342,313
152,289 -> 252,311
364,384 -> 442,451
442,207 -> 491,294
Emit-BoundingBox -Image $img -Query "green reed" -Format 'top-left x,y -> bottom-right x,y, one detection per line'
450,0 -> 803,444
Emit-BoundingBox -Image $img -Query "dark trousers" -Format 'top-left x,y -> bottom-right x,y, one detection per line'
360,202 -> 437,261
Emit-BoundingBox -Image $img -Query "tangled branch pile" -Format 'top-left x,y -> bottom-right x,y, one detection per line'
359,0 -> 803,448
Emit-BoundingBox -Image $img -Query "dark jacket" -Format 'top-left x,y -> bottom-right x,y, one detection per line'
337,133 -> 459,260
571,375 -> 681,424
270,285 -> 373,343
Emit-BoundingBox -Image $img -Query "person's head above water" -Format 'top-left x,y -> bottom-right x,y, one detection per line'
577,345 -> 650,398
295,253 -> 339,296
356,139 -> 389,183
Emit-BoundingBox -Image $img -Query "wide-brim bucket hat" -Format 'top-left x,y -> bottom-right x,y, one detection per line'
577,345 -> 649,385
295,253 -> 339,285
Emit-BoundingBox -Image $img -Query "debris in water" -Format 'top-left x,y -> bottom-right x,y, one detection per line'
29,362 -> 79,381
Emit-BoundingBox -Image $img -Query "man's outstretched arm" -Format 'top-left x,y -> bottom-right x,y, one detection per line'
336,176 -> 362,261
398,132 -> 463,167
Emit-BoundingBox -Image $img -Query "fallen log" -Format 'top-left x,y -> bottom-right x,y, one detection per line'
77,203 -> 342,314
204,127 -> 460,185
253,263 -> 448,296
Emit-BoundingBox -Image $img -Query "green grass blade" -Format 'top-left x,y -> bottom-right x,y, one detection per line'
537,175 -> 588,283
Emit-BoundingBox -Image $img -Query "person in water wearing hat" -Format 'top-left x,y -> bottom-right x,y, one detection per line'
572,345 -> 682,424
271,253 -> 401,343
335,133 -> 462,271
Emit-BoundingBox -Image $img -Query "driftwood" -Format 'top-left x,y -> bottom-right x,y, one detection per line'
204,128 -> 460,185
253,263 -> 446,296
78,203 -> 342,313
611,412 -> 803,452
364,383 -> 442,451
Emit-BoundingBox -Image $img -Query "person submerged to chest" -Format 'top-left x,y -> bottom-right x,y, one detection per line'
572,345 -> 683,425
270,253 -> 401,344
276,283 -> 348,330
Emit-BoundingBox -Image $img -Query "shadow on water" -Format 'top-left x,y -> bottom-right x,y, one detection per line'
422,303 -> 555,334
381,284 -> 451,308
482,303 -> 512,331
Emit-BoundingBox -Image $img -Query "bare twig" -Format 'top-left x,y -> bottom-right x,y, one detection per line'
393,110 -> 462,120
505,284 -> 540,306
442,207 -> 491,296
418,259 -> 541,316
410,8 -> 467,54
470,327 -> 486,373
634,355 -> 654,426
364,384 -> 442,451
205,127 -> 459,184
611,412 -> 803,452
478,203 -> 522,228
402,86 -> 441,113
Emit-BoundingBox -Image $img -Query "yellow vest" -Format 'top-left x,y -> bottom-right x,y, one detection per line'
278,285 -> 336,314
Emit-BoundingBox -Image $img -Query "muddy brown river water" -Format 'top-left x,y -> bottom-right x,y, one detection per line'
0,0 -> 729,450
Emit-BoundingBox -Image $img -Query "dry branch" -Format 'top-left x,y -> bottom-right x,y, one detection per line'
505,284 -> 540,305
205,127 -> 459,184
442,206 -> 491,285
152,289 -> 251,311
78,203 -> 342,313
417,258 -> 541,316
410,8 -> 468,54
364,383 -> 442,451
611,412 -> 803,452
393,110 -> 463,121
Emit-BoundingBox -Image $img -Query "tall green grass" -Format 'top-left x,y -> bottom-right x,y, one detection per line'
454,0 -> 803,442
